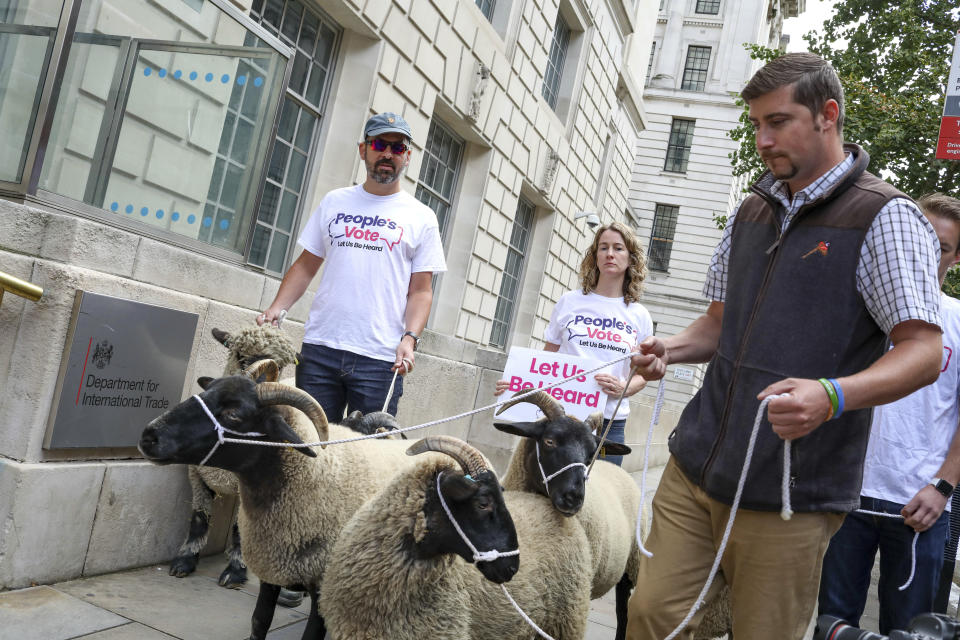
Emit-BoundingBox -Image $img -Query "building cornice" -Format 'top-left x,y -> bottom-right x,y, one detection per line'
682,18 -> 723,28
642,88 -> 740,109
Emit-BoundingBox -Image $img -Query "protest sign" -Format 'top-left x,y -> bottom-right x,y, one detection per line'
496,347 -> 610,422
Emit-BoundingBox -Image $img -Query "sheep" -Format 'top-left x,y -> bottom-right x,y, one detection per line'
139,373 -> 444,640
493,390 -> 639,640
169,326 -> 301,588
320,435 -> 599,640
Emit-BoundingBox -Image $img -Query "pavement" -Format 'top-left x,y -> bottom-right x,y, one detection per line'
0,466 -> 947,640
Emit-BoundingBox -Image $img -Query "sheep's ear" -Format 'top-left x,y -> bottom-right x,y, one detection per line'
197,376 -> 214,389
595,439 -> 632,456
211,327 -> 232,347
347,410 -> 363,420
267,414 -> 317,458
493,421 -> 545,440
439,473 -> 479,502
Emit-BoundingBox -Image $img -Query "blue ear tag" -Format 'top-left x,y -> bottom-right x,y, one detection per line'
464,474 -> 474,482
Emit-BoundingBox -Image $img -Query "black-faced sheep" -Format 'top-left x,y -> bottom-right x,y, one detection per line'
139,374 -> 442,640
320,435 -> 598,640
169,326 -> 301,588
494,390 -> 640,640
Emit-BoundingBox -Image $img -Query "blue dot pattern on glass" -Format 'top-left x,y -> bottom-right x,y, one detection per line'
219,219 -> 230,230
111,204 -> 209,224
143,67 -> 151,76
174,70 -> 182,79
221,74 -> 230,83
254,77 -> 263,87
158,69 -> 167,78
142,69 -> 265,88
205,72 -> 213,82
190,71 -> 198,80
237,75 -> 246,85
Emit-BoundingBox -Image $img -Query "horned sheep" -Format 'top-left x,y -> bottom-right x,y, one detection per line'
140,372 -> 440,640
320,436 -> 597,640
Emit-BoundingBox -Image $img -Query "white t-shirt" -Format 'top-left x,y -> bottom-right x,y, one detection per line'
862,293 -> 960,510
297,185 -> 447,362
544,290 -> 654,419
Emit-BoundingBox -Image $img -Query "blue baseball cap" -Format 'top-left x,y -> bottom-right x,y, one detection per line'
363,112 -> 412,141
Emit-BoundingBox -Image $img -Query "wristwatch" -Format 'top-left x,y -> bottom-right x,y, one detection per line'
401,331 -> 421,351
931,477 -> 955,498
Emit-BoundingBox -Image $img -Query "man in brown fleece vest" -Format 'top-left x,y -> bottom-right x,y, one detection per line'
626,52 -> 944,639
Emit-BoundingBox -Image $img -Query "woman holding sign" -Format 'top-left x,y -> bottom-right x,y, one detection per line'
496,221 -> 653,465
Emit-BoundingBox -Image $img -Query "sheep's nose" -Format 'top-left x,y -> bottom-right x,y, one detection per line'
557,489 -> 584,514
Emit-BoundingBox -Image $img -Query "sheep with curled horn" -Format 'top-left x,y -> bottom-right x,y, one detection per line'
320,435 -> 598,640
494,390 -> 731,640
493,390 -> 639,640
139,371 -> 444,640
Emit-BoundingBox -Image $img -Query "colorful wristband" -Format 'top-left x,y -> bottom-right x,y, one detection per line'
827,378 -> 844,419
817,378 -> 839,420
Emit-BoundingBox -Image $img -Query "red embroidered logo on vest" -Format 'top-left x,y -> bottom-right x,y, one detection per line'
802,241 -> 830,259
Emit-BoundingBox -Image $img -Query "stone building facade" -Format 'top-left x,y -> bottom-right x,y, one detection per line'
0,0 -> 664,589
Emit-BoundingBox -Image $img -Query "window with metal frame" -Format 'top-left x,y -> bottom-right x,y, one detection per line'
681,45 -> 711,91
490,198 -> 534,348
33,0 -> 289,262
695,0 -> 720,14
246,0 -> 340,274
415,120 -> 463,240
541,12 -> 570,110
664,118 -> 695,173
646,41 -> 656,86
474,0 -> 495,20
648,204 -> 679,272
647,204 -> 680,271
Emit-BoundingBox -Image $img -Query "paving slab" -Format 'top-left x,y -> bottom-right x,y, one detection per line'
55,563 -> 306,640
0,585 -> 128,640
75,622 -> 177,639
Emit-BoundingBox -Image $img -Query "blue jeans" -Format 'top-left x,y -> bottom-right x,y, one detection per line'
818,495 -> 950,634
597,418 -> 626,466
295,343 -> 402,421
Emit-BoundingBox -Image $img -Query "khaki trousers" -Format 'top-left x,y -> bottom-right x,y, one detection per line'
626,457 -> 844,640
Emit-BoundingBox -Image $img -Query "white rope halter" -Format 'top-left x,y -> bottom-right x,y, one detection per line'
435,471 -> 519,564
193,394 -> 264,466
535,440 -> 588,495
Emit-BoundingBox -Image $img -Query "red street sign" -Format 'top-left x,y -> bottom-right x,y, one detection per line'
936,30 -> 960,160
936,117 -> 960,160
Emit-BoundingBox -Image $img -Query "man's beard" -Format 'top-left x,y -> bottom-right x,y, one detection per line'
762,154 -> 798,181
367,159 -> 403,185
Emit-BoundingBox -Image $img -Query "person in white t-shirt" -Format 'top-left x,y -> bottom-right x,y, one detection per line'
495,221 -> 653,465
258,112 -> 446,420
818,193 -> 960,634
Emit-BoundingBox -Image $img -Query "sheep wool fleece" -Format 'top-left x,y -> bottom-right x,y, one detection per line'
297,185 -> 447,363
320,461 -> 594,640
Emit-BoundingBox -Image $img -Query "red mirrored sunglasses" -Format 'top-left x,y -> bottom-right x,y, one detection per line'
367,138 -> 409,154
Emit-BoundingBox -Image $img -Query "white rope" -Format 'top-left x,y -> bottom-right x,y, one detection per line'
214,352 -> 637,450
193,394 -> 264,466
781,441 -> 794,520
636,380 -> 667,557
854,509 -> 920,591
435,471 -> 519,564
381,358 -> 412,413
536,441 -> 588,494
587,364 -> 640,473
500,584 -> 556,640
660,393 -> 788,640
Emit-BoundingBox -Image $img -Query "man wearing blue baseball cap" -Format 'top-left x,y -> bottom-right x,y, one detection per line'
259,111 -> 447,421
